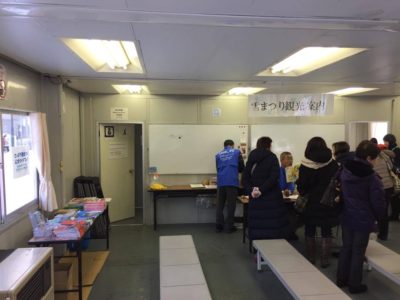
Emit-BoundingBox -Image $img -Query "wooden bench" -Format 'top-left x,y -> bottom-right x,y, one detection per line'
253,239 -> 351,300
365,240 -> 400,285
159,235 -> 212,300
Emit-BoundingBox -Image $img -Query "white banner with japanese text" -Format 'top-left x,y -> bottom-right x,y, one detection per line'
248,94 -> 334,117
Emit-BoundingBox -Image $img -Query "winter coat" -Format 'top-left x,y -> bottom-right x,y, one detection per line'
340,158 -> 386,233
242,148 -> 291,240
374,150 -> 394,189
335,151 -> 355,166
388,142 -> 400,169
296,148 -> 339,227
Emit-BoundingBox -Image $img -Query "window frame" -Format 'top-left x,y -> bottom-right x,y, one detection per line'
0,109 -> 39,227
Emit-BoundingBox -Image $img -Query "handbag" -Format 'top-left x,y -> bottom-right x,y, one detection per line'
320,168 -> 342,208
389,169 -> 400,194
381,153 -> 400,194
294,194 -> 309,213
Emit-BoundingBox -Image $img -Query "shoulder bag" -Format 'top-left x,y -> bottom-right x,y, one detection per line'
320,167 -> 342,208
381,153 -> 400,194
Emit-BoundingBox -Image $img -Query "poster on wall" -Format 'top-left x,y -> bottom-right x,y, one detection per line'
12,146 -> 30,178
0,64 -> 7,100
248,94 -> 334,117
108,142 -> 128,159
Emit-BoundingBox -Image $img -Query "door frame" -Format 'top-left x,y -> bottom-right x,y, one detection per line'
96,121 -> 145,222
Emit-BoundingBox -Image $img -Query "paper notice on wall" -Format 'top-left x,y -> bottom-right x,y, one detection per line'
108,142 -> 128,159
12,146 -> 30,178
111,107 -> 128,120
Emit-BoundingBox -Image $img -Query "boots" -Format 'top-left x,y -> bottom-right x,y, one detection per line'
305,237 -> 316,264
321,238 -> 332,268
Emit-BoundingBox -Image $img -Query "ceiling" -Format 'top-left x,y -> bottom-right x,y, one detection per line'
1,0 -> 400,96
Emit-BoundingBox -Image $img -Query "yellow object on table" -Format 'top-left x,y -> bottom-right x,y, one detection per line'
150,183 -> 167,190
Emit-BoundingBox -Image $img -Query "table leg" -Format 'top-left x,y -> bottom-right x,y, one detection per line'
105,207 -> 110,249
77,242 -> 83,300
153,193 -> 157,230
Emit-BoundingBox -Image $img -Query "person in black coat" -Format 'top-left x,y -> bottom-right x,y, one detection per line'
336,140 -> 385,294
383,133 -> 400,220
242,137 -> 291,244
296,137 -> 339,267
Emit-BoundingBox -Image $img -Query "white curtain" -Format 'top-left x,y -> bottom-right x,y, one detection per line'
30,112 -> 58,211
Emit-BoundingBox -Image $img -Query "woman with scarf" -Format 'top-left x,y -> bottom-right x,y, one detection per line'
296,137 -> 339,268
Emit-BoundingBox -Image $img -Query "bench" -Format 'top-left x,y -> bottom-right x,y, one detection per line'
159,235 -> 212,300
365,240 -> 400,285
253,239 -> 351,300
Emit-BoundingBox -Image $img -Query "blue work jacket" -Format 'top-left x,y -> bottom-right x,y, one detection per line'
216,146 -> 241,187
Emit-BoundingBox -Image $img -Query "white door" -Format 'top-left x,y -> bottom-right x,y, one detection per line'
100,124 -> 135,222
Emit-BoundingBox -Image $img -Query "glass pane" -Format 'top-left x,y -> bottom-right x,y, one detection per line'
369,122 -> 388,144
2,113 -> 37,214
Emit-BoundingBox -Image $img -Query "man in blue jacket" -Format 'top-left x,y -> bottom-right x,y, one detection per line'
215,139 -> 244,233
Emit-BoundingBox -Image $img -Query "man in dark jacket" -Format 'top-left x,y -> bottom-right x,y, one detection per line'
336,140 -> 385,294
215,139 -> 244,233
383,134 -> 400,221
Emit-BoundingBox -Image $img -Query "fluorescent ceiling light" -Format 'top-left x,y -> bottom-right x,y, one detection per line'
62,39 -> 144,73
226,87 -> 266,96
112,84 -> 148,94
257,47 -> 367,77
8,81 -> 27,90
327,87 -> 378,96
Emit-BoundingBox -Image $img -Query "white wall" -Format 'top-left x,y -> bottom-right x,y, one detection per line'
79,93 -> 400,225
61,87 -> 81,204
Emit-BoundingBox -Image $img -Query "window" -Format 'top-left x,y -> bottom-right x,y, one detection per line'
1,111 -> 38,223
369,122 -> 388,144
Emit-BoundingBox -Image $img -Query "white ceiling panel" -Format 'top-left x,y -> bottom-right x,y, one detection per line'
0,0 -> 399,95
125,0 -> 400,19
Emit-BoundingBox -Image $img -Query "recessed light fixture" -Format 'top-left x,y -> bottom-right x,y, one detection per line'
227,87 -> 266,95
112,84 -> 148,94
62,39 -> 144,73
8,81 -> 27,90
327,87 -> 378,96
257,47 -> 367,77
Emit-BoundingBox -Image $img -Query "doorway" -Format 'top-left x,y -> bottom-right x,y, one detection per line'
99,123 -> 143,225
348,121 -> 389,150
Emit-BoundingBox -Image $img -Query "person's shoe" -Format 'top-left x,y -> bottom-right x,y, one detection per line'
215,226 -> 223,233
287,232 -> 299,241
336,279 -> 348,288
378,235 -> 388,241
321,238 -> 332,268
305,237 -> 316,264
227,226 -> 237,233
349,284 -> 368,294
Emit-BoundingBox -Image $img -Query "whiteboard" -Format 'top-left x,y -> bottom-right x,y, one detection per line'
149,125 -> 248,174
251,124 -> 345,165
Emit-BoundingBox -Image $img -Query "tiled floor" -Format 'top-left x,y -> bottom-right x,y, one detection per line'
88,222 -> 400,300
111,208 -> 143,225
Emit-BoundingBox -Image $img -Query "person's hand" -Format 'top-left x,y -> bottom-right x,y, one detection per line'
251,187 -> 262,198
283,189 -> 290,197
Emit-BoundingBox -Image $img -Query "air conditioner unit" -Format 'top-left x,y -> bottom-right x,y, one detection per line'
0,247 -> 54,300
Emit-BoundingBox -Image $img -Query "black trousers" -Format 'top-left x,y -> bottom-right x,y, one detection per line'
390,192 -> 400,220
337,226 -> 370,287
378,187 -> 393,239
216,186 -> 238,229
